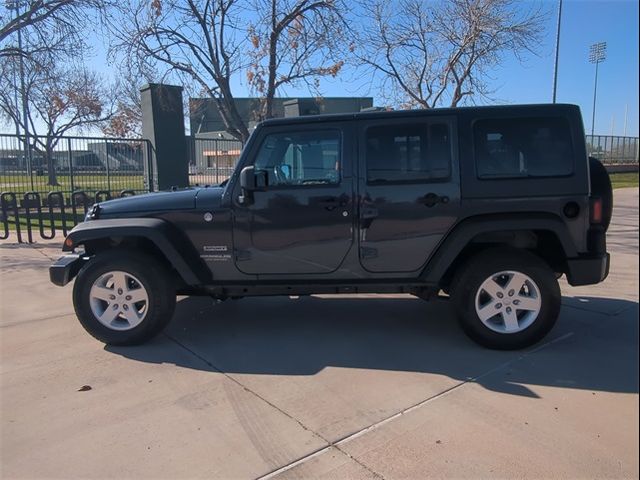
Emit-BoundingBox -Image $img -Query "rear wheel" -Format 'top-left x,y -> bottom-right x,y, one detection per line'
451,249 -> 560,350
73,249 -> 176,345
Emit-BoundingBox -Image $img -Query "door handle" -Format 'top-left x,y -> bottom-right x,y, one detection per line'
317,196 -> 348,211
419,193 -> 450,207
317,197 -> 339,210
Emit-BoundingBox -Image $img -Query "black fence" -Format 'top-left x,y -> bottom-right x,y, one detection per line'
1,131 -> 636,243
0,133 -> 154,197
187,136 -> 244,186
1,189 -> 137,243
586,135 -> 639,165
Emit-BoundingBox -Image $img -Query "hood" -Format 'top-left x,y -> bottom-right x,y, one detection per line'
96,188 -> 201,217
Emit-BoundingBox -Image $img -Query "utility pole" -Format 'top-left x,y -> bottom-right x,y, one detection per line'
552,0 -> 563,103
10,0 -> 34,186
589,42 -> 607,137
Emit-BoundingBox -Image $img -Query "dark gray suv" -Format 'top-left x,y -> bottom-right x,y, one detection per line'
50,104 -> 611,350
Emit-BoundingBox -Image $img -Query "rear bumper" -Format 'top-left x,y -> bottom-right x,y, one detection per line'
49,255 -> 83,286
566,253 -> 610,286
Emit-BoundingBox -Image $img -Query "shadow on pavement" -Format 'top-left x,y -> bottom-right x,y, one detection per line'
107,295 -> 639,398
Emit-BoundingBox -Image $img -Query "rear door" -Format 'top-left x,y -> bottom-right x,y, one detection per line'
232,123 -> 355,275
358,116 -> 460,273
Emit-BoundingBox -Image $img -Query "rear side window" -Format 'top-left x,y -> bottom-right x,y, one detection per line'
474,117 -> 573,179
366,122 -> 452,183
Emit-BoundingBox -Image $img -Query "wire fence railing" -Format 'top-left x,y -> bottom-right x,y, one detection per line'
586,135 -> 639,165
187,136 -> 244,186
0,131 -> 636,243
0,133 -> 154,197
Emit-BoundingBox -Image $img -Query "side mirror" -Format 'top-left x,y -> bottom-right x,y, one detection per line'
239,166 -> 268,205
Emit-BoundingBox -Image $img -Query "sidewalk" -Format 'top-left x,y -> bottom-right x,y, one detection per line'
1,189 -> 638,479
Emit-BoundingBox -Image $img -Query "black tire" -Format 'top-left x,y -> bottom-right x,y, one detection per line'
73,249 -> 176,345
589,156 -> 613,231
451,248 -> 561,350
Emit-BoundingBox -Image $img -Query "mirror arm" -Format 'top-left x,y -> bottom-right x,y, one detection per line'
238,189 -> 254,206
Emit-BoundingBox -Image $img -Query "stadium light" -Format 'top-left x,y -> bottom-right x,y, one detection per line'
589,42 -> 607,136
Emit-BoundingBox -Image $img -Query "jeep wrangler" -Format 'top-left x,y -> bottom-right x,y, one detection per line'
50,104 -> 611,350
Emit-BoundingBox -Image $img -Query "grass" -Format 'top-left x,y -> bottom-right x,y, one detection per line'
609,172 -> 639,189
0,173 -> 146,195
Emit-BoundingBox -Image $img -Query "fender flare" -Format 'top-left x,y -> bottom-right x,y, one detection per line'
64,218 -> 209,285
421,213 -> 578,284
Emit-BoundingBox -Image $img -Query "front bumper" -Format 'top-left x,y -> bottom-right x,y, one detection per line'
49,254 -> 84,286
566,253 -> 610,286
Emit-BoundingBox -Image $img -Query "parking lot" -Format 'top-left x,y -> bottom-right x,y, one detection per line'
1,188 -> 638,479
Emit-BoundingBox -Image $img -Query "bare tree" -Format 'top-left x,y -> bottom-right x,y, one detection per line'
0,0 -> 103,62
0,58 -> 115,185
111,0 -> 350,141
102,74 -> 144,138
110,0 -> 250,141
245,0 -> 347,120
357,0 -> 546,109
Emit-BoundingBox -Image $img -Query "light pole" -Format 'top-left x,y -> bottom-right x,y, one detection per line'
552,0 -> 563,103
589,42 -> 606,136
7,0 -> 33,185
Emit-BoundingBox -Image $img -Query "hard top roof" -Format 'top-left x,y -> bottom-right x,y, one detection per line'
258,103 -> 580,127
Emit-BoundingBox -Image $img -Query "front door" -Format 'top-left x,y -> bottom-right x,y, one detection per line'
358,116 -> 460,273
232,124 -> 354,275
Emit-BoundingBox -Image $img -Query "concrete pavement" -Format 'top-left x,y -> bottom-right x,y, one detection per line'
1,189 -> 638,479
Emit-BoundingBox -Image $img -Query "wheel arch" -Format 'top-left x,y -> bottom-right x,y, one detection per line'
64,218 -> 209,286
421,213 -> 578,288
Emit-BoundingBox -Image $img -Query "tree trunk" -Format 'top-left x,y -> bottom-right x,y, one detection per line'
215,81 -> 250,143
45,144 -> 59,186
263,0 -> 278,120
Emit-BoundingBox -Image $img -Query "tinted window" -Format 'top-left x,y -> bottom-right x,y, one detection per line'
254,131 -> 340,186
474,117 -> 573,178
366,123 -> 451,183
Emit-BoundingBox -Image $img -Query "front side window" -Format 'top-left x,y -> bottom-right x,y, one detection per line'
474,117 -> 574,178
254,130 -> 340,187
365,122 -> 451,183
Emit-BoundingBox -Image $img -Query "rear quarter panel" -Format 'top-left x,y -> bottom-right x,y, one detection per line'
456,104 -> 590,253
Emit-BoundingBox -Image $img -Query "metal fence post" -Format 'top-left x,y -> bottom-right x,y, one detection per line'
147,140 -> 154,192
67,137 -> 74,194
105,138 -> 111,193
215,139 -> 220,184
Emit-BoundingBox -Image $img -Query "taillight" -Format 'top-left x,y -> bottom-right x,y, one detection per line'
590,197 -> 603,224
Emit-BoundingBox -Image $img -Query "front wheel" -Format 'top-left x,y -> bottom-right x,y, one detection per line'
73,249 -> 176,345
451,249 -> 561,350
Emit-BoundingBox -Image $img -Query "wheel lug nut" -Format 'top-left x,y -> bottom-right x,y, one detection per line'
113,304 -> 118,309
506,307 -> 512,313
123,304 -> 129,310
118,289 -> 123,295
513,300 -> 520,305
497,292 -> 504,299
125,295 -> 132,301
109,295 -> 116,300
496,303 -> 503,309
508,290 -> 515,296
